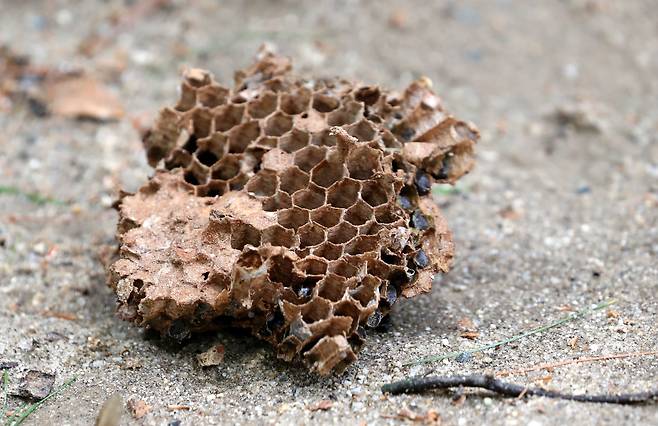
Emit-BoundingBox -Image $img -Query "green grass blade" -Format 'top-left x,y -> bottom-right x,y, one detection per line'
404,299 -> 616,367
1,371 -> 9,420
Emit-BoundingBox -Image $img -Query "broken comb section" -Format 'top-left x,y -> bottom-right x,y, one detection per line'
109,49 -> 478,374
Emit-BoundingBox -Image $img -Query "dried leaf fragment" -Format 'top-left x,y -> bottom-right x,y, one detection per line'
308,399 -> 333,411
45,75 -> 124,121
17,370 -> 55,400
127,398 -> 151,419
196,344 -> 225,367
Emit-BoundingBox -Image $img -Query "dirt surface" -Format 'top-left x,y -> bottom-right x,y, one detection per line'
1,1 -> 656,425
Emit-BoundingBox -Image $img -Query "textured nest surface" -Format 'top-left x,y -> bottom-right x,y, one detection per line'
108,50 -> 478,374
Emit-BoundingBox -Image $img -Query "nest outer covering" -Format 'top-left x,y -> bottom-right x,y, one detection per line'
109,50 -> 478,374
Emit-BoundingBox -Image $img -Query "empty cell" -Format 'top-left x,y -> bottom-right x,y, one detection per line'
358,220 -> 383,236
254,135 -> 278,149
327,178 -> 360,208
354,85 -> 381,106
346,145 -> 381,180
311,160 -> 345,188
312,93 -> 339,113
262,225 -> 295,248
164,149 -> 192,170
292,184 -> 325,209
298,223 -> 326,248
198,132 -> 227,157
375,204 -> 402,224
245,170 -> 278,196
211,154 -> 241,180
197,84 -> 230,108
183,168 -> 207,186
327,101 -> 362,126
380,129 -> 403,150
312,241 -> 343,261
230,223 -> 261,250
327,222 -> 358,244
344,235 -> 379,255
277,207 -> 309,230
296,257 -> 328,276
247,91 -> 278,119
264,111 -> 293,136
181,133 -> 198,153
191,108 -> 214,138
328,259 -> 359,278
267,253 -> 295,283
214,104 -> 245,132
310,129 -> 338,147
344,200 -> 373,226
279,128 -> 310,153
196,180 -> 227,198
195,149 -> 219,167
350,275 -> 380,306
365,258 -> 391,279
361,180 -> 390,207
228,120 -> 260,153
280,88 -> 311,115
301,298 -> 332,323
294,145 -> 326,172
262,191 -> 292,211
346,119 -> 377,141
228,173 -> 249,191
317,275 -> 348,302
279,167 -> 310,194
310,205 -> 342,228
175,81 -> 196,111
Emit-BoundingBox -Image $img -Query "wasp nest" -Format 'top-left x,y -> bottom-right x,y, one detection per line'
109,50 -> 478,374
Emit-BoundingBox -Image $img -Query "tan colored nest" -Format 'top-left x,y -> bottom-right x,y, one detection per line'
109,49 -> 478,374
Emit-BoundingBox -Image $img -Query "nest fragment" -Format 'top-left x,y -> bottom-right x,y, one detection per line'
109,50 -> 478,374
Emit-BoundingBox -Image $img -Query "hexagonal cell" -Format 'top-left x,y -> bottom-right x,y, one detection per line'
164,149 -> 192,170
328,259 -> 359,278
375,204 -> 403,225
180,132 -> 198,154
294,145 -> 326,172
327,222 -> 358,244
262,191 -> 292,212
312,241 -> 343,261
247,91 -> 278,119
292,184 -> 325,210
327,101 -> 362,126
317,274 -> 348,302
254,135 -> 278,149
264,111 -> 293,136
197,84 -> 230,108
310,128 -> 337,147
358,220 -> 383,236
354,86 -> 381,106
350,275 -> 380,307
310,205 -> 342,228
214,104 -> 245,132
327,178 -> 360,208
196,180 -> 228,198
245,170 -> 278,197
261,224 -> 295,248
361,180 -> 390,207
279,128 -> 310,153
296,257 -> 328,276
301,298 -> 332,323
365,258 -> 390,279
211,154 -> 241,180
230,223 -> 261,250
410,209 -> 431,231
228,120 -> 261,153
344,200 -> 373,226
381,129 -> 403,150
279,167 -> 310,195
298,223 -> 326,248
280,88 -> 311,115
175,81 -> 196,111
266,253 -> 295,284
346,119 -> 377,142
228,173 -> 249,191
344,235 -> 379,256
194,149 -> 219,167
183,167 -> 207,186
346,145 -> 381,180
277,207 -> 309,230
310,160 -> 345,188
312,93 -> 339,113
197,132 -> 227,157
191,108 -> 214,139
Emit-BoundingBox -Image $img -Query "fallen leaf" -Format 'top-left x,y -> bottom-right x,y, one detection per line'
96,393 -> 123,426
460,331 -> 480,340
308,399 -> 333,411
606,309 -> 620,319
45,75 -> 123,121
457,317 -> 476,331
42,310 -> 77,321
167,404 -> 191,411
196,344 -> 225,367
568,336 -> 579,349
383,407 -> 441,424
17,370 -> 55,400
127,398 -> 151,419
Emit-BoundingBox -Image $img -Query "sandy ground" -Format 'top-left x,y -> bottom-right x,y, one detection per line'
1,0 -> 657,425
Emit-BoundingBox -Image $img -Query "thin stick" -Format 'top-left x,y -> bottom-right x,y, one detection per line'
497,351 -> 658,377
405,299 -> 616,367
9,376 -> 77,426
382,374 -> 658,404
1,371 -> 8,419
